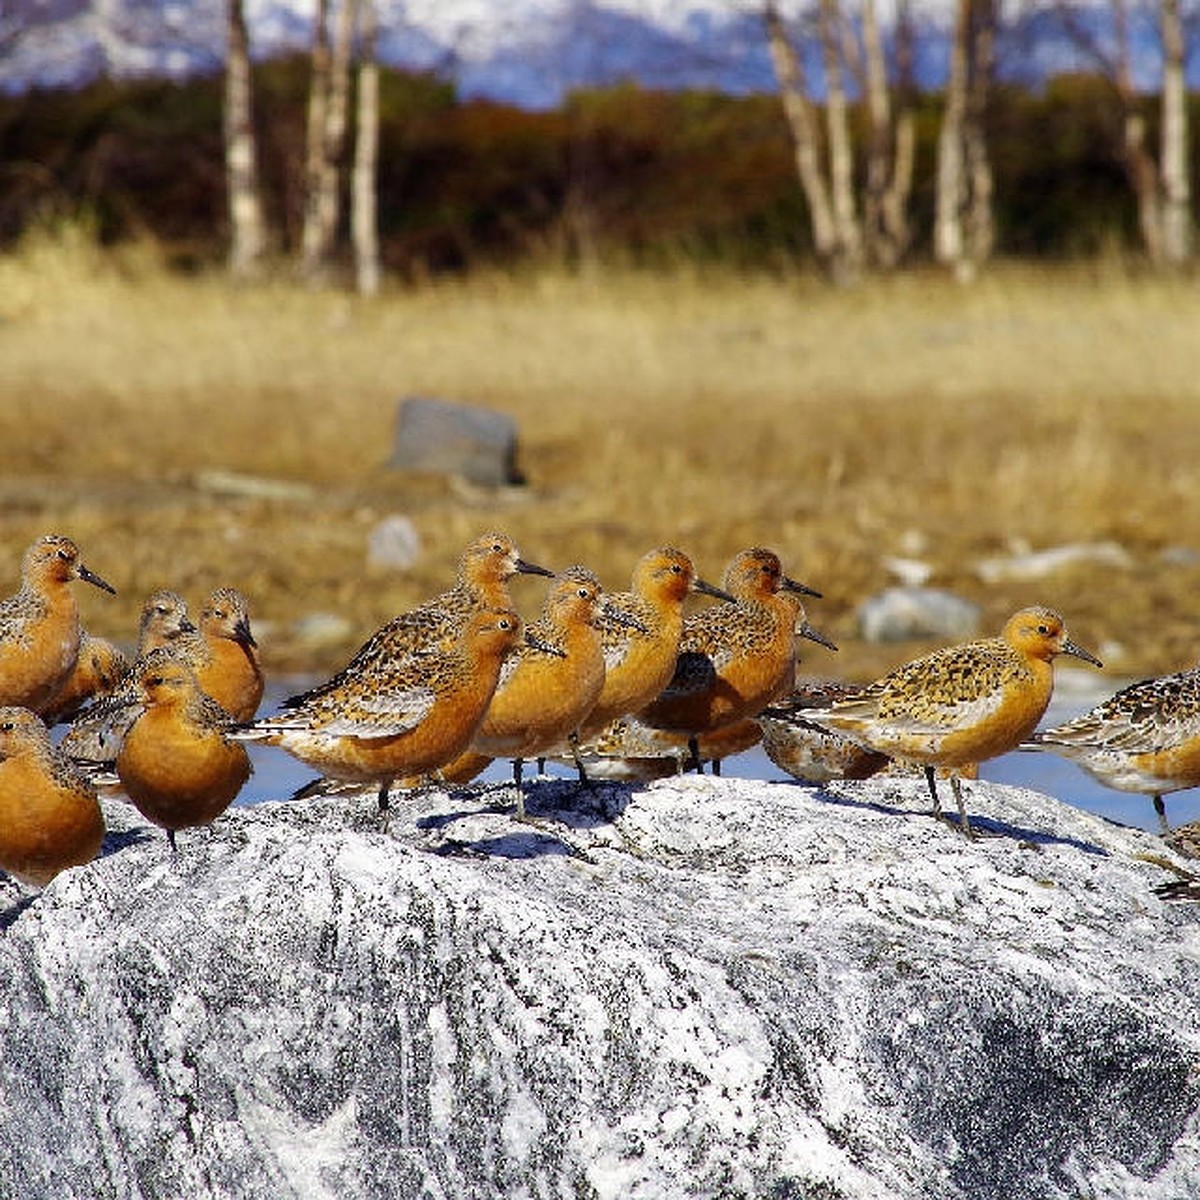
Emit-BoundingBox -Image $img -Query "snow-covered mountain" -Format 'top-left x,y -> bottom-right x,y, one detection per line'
0,0 -> 1181,107
0,0 -> 804,105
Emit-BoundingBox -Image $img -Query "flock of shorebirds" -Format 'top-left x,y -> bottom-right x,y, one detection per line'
1,529 -> 1199,891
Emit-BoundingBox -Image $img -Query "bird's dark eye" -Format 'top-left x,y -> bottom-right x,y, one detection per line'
0,722 -> 13,732
58,549 -> 71,561
492,543 -> 504,554
1038,624 -> 1050,635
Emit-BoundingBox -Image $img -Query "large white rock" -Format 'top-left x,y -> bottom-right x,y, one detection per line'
2,774 -> 1199,1200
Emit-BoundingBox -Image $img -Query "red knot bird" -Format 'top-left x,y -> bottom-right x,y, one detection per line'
235,607 -> 528,816
805,606 -> 1102,835
571,713 -> 765,781
41,633 -> 131,728
116,648 -> 253,850
1025,663 -> 1200,833
60,588 -> 198,761
452,567 -> 623,813
0,706 -> 105,886
638,547 -> 834,771
191,587 -> 264,722
579,545 -> 733,737
757,681 -> 891,784
0,534 -> 116,715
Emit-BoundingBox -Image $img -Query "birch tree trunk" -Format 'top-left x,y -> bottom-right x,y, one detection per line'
963,0 -> 996,266
934,0 -> 969,271
818,0 -> 862,282
1054,0 -> 1190,266
316,0 -> 356,256
936,0 -> 996,280
1158,0 -> 1191,265
861,0 -> 913,268
300,0 -> 332,277
885,0 -> 917,263
763,0 -> 838,271
352,0 -> 381,295
1115,0 -> 1163,261
224,0 -> 267,277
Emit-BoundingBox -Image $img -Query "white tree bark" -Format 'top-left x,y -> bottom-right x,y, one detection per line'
936,0 -> 996,280
1158,0 -> 1191,265
764,1 -> 838,269
1054,0 -> 1191,266
224,0 -> 268,277
861,0 -> 914,268
352,0 -> 381,295
300,0 -> 332,276
818,0 -> 863,282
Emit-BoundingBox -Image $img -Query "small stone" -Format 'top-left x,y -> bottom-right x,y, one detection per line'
857,587 -> 981,643
1159,546 -> 1200,567
366,515 -> 421,572
881,555 -> 933,588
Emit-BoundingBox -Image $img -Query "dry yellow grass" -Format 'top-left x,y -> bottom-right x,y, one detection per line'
2,227 -> 1198,681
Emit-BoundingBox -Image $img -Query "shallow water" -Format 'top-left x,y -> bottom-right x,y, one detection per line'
235,679 -> 1200,835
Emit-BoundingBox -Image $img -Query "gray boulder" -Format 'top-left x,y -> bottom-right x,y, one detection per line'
2,775 -> 1199,1199
388,396 -> 524,487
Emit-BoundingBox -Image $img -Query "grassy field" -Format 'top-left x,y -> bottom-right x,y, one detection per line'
2,228 -> 1198,683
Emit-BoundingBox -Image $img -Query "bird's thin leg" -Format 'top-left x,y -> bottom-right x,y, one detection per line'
688,736 -> 703,774
923,765 -> 943,820
568,730 -> 591,786
512,758 -> 526,820
1154,794 -> 1171,834
378,780 -> 392,831
948,772 -> 975,839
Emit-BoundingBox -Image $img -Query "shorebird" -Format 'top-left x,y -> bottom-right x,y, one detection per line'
1025,663 -> 1200,833
805,606 -> 1102,835
638,547 -> 834,770
0,706 -> 105,886
116,649 -> 253,850
456,567 -> 620,813
61,588 -> 198,761
235,607 -> 529,816
190,587 -> 264,722
134,589 -> 197,654
757,681 -> 892,785
328,532 -> 553,688
41,633 -> 131,727
581,546 -> 733,736
0,534 -> 116,714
